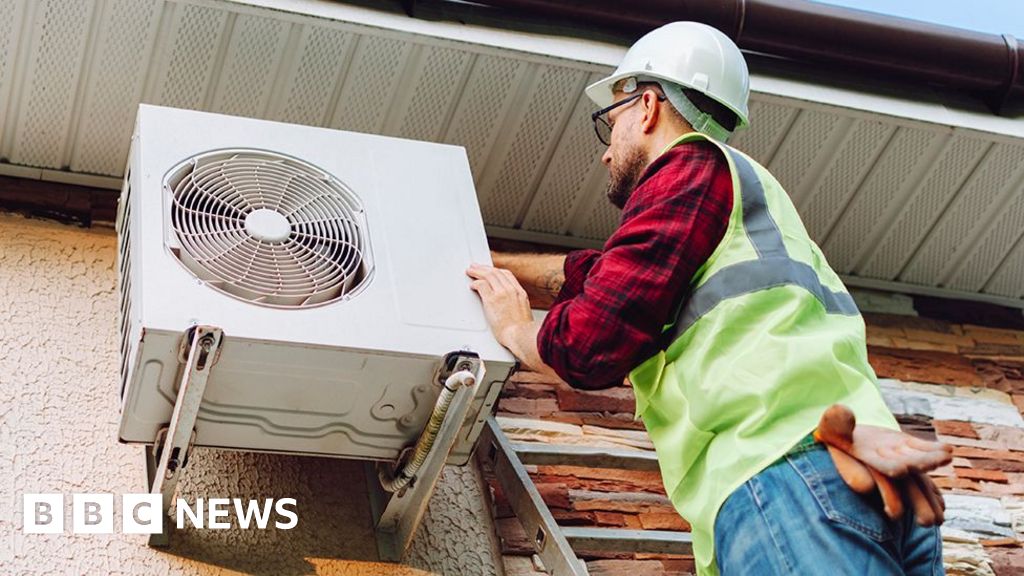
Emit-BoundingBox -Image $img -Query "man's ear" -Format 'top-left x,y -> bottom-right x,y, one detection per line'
640,90 -> 660,134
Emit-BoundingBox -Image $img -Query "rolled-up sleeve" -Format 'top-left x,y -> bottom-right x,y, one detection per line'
553,249 -> 600,305
537,142 -> 733,390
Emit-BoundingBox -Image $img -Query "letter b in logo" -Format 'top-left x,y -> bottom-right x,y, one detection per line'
73,494 -> 114,534
23,494 -> 64,534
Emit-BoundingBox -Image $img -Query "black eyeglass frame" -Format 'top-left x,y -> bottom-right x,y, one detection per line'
591,90 -> 667,146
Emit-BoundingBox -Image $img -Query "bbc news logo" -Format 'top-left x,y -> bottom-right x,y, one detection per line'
23,494 -> 298,534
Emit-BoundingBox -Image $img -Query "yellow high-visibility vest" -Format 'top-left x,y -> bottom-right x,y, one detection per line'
628,132 -> 899,576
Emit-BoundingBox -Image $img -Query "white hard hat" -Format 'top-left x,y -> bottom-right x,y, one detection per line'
586,21 -> 750,132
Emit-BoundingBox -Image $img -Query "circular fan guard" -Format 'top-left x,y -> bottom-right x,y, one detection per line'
167,149 -> 372,308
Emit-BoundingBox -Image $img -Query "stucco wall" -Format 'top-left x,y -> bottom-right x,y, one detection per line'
0,213 -> 503,575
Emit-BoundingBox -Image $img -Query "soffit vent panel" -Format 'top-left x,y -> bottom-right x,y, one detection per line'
946,171 -> 1024,292
389,45 -> 473,142
764,108 -> 846,208
0,0 -> 24,150
475,64 -> 586,227
72,0 -> 161,175
152,3 -> 227,111
273,25 -> 354,126
900,144 -> 1024,286
442,54 -> 528,183
2,0 -> 1023,306
823,126 -> 945,273
329,35 -> 412,134
10,0 -> 94,169
986,235 -> 1024,298
801,119 -> 895,242
210,14 -> 290,119
728,100 -> 798,164
859,135 -> 992,280
520,72 -> 607,235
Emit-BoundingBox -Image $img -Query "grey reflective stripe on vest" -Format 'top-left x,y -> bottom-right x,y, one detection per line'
669,147 -> 858,339
675,257 -> 859,334
733,147 -> 789,260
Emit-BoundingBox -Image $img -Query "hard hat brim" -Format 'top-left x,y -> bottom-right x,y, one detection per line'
585,72 -> 750,130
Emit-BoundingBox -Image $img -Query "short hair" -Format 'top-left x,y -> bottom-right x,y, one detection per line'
681,87 -> 738,132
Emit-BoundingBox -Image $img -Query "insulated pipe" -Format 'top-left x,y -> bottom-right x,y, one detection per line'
378,369 -> 478,493
432,0 -> 1023,111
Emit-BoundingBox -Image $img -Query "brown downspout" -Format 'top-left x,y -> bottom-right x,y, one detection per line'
437,0 -> 1024,112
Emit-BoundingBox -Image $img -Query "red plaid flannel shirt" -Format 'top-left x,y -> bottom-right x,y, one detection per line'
537,140 -> 734,389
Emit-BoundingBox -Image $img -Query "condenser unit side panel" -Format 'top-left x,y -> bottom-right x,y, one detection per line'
117,131 -> 145,403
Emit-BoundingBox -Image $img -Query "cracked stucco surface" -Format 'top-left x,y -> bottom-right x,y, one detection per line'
0,213 -> 503,575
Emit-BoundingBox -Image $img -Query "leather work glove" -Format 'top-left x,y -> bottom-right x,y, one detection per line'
814,404 -> 953,526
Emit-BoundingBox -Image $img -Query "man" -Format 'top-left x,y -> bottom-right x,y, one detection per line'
468,22 -> 951,575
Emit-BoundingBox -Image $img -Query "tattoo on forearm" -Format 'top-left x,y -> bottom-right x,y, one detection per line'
541,269 -> 565,298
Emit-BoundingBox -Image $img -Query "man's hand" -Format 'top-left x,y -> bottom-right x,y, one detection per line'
815,404 -> 952,526
466,264 -> 534,345
467,263 -> 565,381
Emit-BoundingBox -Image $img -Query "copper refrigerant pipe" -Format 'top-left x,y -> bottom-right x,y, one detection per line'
378,369 -> 477,493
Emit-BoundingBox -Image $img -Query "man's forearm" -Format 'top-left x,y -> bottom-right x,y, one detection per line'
500,319 -> 563,382
491,252 -> 566,309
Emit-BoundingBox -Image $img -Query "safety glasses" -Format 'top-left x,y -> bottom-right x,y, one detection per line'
591,91 -> 666,146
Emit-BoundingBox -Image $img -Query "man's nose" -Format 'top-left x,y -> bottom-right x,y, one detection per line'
601,148 -> 612,166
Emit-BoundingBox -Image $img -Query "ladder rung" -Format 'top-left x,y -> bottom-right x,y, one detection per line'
483,419 -> 589,575
511,442 -> 661,471
483,418 -> 693,575
561,526 -> 693,556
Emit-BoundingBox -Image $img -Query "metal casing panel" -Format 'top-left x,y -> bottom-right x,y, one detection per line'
119,329 -> 510,464
118,105 -> 515,463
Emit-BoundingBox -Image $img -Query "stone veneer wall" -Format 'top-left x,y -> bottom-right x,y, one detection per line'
0,213 -> 504,576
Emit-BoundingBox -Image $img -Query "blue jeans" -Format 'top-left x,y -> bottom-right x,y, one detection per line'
714,439 -> 945,575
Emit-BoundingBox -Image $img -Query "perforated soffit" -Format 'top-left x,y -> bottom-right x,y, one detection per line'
1,0 -> 1023,307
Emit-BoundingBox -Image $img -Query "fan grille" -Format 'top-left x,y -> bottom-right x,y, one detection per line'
167,149 -> 371,308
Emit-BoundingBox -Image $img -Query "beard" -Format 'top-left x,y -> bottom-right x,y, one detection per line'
606,143 -> 647,209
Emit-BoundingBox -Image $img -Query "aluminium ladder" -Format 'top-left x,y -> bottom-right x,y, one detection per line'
477,417 -> 693,575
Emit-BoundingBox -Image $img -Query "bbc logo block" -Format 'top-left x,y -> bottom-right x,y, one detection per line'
23,494 -> 163,534
22,494 -> 297,533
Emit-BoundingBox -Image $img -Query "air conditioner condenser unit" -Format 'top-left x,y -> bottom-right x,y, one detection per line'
116,105 -> 517,554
